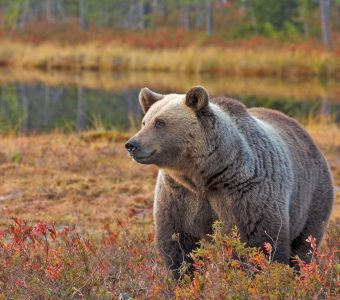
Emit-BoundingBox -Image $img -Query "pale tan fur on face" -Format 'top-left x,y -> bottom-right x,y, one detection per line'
143,94 -> 190,126
141,93 -> 199,148
138,93 -> 210,188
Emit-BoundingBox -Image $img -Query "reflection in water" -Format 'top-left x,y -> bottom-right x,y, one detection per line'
0,72 -> 340,133
1,68 -> 340,103
0,83 -> 142,133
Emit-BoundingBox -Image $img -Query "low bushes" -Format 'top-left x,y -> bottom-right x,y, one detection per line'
0,219 -> 338,299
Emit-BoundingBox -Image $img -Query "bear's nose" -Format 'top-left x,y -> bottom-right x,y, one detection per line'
125,140 -> 139,152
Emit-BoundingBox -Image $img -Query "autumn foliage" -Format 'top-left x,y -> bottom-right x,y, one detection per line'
0,25 -> 340,78
0,218 -> 338,299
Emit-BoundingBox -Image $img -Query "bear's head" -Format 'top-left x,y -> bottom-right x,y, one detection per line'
125,86 -> 213,169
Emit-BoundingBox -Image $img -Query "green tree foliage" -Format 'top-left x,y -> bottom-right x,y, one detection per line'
240,0 -> 301,37
254,0 -> 300,30
0,0 -> 338,39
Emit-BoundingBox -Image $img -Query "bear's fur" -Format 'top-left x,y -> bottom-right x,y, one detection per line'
125,86 -> 334,279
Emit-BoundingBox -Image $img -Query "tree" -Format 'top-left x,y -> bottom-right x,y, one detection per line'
245,0 -> 301,33
18,0 -> 30,30
206,0 -> 213,35
137,0 -> 144,29
0,0 -> 11,28
337,0 -> 340,31
79,0 -> 86,29
298,0 -> 309,37
320,0 -> 331,47
181,1 -> 190,31
45,0 -> 54,22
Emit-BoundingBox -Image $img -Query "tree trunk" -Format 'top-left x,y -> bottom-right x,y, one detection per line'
79,0 -> 87,29
181,5 -> 189,31
19,0 -> 30,30
1,0 -> 7,28
137,0 -> 144,29
206,0 -> 213,36
299,0 -> 309,37
153,0 -> 165,18
194,4 -> 202,29
320,0 -> 331,47
55,0 -> 66,20
249,4 -> 257,33
336,4 -> 340,31
46,0 -> 54,22
32,0 -> 42,22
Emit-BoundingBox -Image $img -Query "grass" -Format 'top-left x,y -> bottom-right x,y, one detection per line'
0,120 -> 339,298
0,120 -> 338,231
305,117 -> 340,219
0,40 -> 339,78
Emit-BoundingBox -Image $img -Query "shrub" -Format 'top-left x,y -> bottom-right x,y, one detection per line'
0,219 -> 338,299
175,222 -> 339,299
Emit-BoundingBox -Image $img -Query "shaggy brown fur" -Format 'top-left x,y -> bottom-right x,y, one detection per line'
125,86 -> 334,279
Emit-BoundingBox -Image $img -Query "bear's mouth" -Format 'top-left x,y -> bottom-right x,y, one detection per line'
131,150 -> 156,164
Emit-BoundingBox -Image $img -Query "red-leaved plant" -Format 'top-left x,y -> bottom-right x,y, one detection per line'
0,219 -> 338,299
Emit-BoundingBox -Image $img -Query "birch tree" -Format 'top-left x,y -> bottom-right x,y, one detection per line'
206,0 -> 213,35
79,0 -> 86,29
320,0 -> 331,47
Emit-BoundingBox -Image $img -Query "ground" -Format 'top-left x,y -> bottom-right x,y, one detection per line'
0,119 -> 339,299
0,120 -> 339,232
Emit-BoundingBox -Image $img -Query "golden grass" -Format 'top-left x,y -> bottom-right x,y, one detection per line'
0,41 -> 339,78
0,120 -> 339,233
0,67 -> 339,104
0,130 -> 158,233
305,118 -> 340,219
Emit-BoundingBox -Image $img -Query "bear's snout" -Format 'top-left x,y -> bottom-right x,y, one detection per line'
125,139 -> 139,153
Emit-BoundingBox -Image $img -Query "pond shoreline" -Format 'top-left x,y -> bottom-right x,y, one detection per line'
0,41 -> 339,79
0,69 -> 340,134
0,67 -> 340,103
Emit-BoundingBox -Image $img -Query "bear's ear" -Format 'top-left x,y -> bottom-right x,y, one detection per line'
185,86 -> 210,112
139,87 -> 164,113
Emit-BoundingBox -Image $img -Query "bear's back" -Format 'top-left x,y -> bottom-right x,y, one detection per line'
211,97 -> 323,165
248,107 -> 323,163
212,97 -> 332,238
211,97 -> 249,119
248,106 -> 333,237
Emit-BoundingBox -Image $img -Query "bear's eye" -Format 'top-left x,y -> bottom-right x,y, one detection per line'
155,119 -> 165,129
142,121 -> 146,126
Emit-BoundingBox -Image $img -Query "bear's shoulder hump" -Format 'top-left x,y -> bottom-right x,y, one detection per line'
211,97 -> 249,118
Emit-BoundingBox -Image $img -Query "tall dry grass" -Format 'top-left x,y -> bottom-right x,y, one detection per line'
0,41 -> 339,78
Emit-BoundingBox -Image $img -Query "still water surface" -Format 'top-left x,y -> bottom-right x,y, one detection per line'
0,69 -> 339,133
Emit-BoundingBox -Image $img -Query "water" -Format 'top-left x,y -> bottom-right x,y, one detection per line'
0,69 -> 339,133
0,84 -> 140,133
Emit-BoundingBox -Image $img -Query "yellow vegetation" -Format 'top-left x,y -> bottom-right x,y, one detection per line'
0,41 -> 339,78
305,118 -> 340,219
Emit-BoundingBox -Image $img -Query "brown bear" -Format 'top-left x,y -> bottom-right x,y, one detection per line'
125,86 -> 334,279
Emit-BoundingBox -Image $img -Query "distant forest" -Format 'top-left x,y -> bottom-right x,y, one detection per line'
0,1 -> 339,46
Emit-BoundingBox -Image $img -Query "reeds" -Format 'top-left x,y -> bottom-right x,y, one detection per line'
0,41 -> 339,78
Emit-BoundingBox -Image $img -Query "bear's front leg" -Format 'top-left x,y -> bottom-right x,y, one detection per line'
155,229 -> 198,280
236,202 -> 291,264
153,172 -> 200,279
